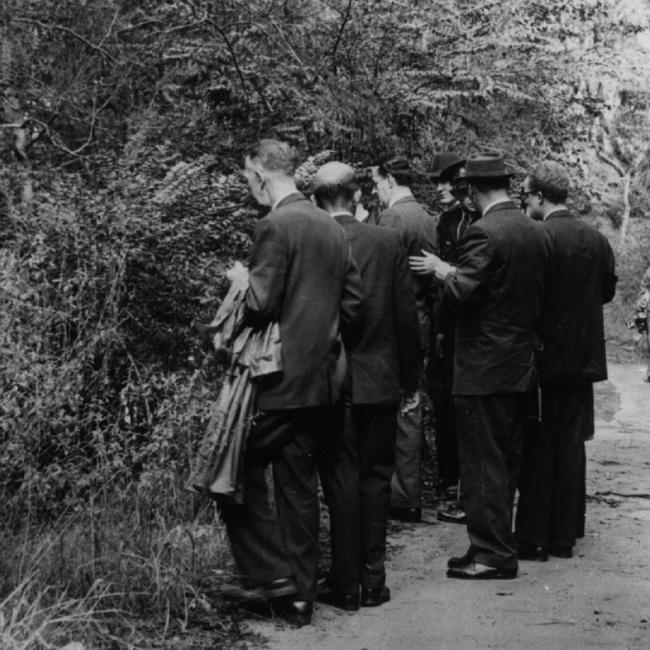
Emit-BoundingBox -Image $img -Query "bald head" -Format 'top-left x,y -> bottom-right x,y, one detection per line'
312,161 -> 359,213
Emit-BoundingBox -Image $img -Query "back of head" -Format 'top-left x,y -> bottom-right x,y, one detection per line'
246,139 -> 298,176
530,160 -> 570,204
312,161 -> 359,211
377,156 -> 413,187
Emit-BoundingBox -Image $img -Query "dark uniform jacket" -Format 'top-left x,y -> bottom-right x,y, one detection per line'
434,203 -> 479,351
444,200 -> 551,396
335,214 -> 420,404
376,196 -> 438,349
438,203 -> 469,265
245,193 -> 363,410
539,210 -> 617,382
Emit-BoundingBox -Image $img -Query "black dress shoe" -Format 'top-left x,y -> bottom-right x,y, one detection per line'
437,508 -> 466,524
221,577 -> 297,602
549,545 -> 573,558
317,590 -> 360,611
389,507 -> 421,523
517,543 -> 549,562
447,549 -> 475,569
447,562 -> 517,580
282,600 -> 313,627
361,585 -> 390,607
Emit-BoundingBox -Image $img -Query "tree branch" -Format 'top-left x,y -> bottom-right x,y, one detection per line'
15,17 -> 119,65
330,0 -> 353,73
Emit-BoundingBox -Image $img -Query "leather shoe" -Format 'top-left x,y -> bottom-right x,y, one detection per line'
437,508 -> 466,524
275,599 -> 313,627
389,507 -> 421,523
447,562 -> 517,580
447,549 -> 475,569
361,585 -> 390,607
317,590 -> 360,611
517,543 -> 549,562
221,577 -> 297,602
549,545 -> 573,558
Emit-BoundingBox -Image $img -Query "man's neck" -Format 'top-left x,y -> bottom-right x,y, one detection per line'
388,187 -> 414,208
479,190 -> 511,216
268,179 -> 300,210
543,204 -> 568,220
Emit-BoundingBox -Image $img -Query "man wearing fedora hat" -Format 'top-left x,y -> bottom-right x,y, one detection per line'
411,151 -> 550,579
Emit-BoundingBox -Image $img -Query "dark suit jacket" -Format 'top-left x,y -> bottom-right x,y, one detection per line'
335,214 -> 420,404
539,210 -> 617,382
444,200 -> 551,396
245,193 -> 363,410
376,196 -> 439,349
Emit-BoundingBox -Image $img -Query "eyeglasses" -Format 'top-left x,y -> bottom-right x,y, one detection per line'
519,189 -> 538,201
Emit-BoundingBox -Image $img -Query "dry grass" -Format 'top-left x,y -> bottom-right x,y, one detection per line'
0,489 -> 245,649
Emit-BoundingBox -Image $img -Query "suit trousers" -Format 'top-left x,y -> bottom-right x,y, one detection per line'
429,347 -> 459,486
515,380 -> 592,549
455,393 -> 529,570
219,407 -> 333,601
319,404 -> 397,594
390,398 -> 422,509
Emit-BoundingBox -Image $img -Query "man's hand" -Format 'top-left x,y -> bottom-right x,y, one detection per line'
409,249 -> 455,280
400,391 -> 420,415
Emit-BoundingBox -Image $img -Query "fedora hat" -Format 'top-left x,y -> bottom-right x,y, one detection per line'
429,152 -> 465,181
460,151 -> 513,181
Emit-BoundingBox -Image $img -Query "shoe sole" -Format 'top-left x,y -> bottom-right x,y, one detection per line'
437,513 -> 467,524
446,569 -> 517,580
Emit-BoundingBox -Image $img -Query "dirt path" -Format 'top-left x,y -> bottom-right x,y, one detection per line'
248,363 -> 650,649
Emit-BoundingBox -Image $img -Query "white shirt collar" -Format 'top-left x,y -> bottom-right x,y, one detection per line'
330,210 -> 355,218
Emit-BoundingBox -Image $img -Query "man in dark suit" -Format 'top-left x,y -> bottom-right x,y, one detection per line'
312,162 -> 420,610
515,160 -> 617,560
219,140 -> 363,625
411,152 -> 550,579
371,157 -> 438,523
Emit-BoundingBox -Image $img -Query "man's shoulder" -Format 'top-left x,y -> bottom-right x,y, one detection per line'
269,198 -> 340,231
347,219 -> 402,252
545,211 -> 610,244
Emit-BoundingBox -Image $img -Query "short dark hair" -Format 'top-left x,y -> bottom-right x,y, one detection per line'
246,139 -> 297,175
313,178 -> 359,209
470,177 -> 510,193
529,161 -> 570,204
376,156 -> 413,187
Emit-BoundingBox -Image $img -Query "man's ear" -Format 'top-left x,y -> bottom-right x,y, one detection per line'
309,194 -> 317,206
353,188 -> 362,204
255,169 -> 266,189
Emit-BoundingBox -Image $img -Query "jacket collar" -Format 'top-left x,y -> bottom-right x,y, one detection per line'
333,213 -> 357,225
273,192 -> 306,210
482,199 -> 519,217
544,208 -> 573,221
389,195 -> 418,209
